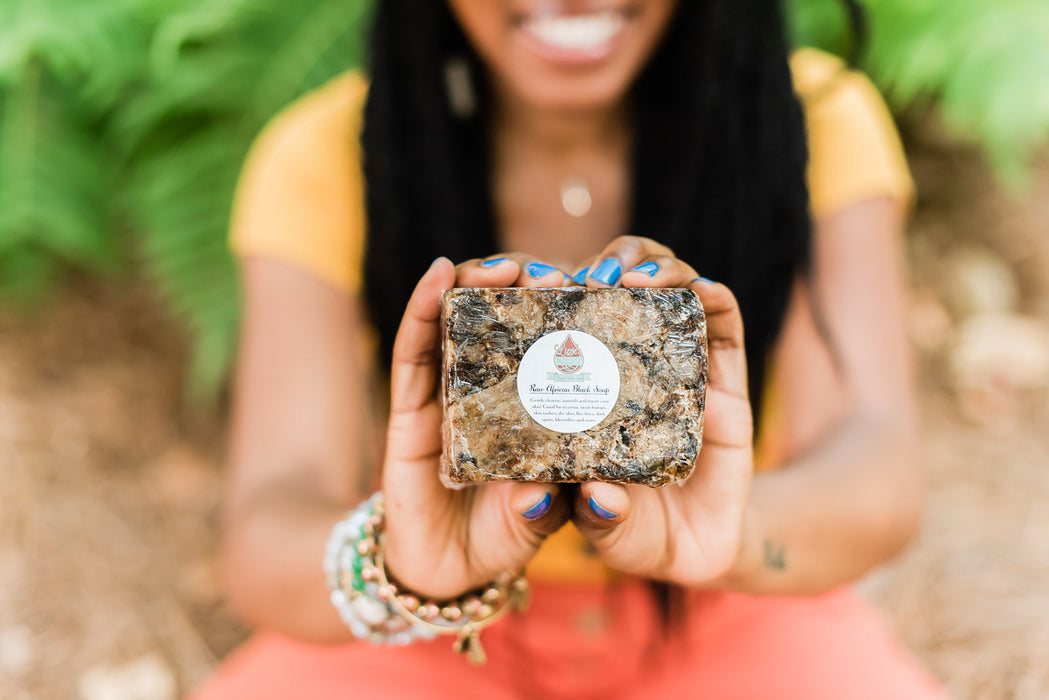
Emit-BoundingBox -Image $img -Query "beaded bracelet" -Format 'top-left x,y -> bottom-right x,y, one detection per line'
323,492 -> 529,665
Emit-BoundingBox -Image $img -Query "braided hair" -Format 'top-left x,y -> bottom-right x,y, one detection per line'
362,0 -> 813,419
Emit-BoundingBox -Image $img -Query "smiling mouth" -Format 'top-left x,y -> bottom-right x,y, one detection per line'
519,9 -> 629,54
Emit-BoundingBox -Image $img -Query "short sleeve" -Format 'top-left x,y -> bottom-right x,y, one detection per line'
791,49 -> 915,218
229,72 -> 369,293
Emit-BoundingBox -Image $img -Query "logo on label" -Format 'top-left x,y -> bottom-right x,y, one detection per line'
549,334 -> 590,380
553,334 -> 584,374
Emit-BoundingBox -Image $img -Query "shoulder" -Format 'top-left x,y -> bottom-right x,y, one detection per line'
230,72 -> 370,293
789,49 -> 915,218
790,48 -> 851,99
248,71 -> 369,167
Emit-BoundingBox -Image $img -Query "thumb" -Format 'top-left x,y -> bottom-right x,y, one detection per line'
509,484 -> 569,538
574,482 -> 631,533
688,277 -> 748,401
388,257 -> 456,416
384,257 -> 455,515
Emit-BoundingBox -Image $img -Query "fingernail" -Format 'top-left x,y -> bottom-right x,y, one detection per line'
588,495 -> 618,520
481,257 -> 508,268
690,276 -> 715,285
629,261 -> 659,277
521,492 -> 552,520
526,262 -> 558,278
571,267 -> 590,285
589,258 -> 622,286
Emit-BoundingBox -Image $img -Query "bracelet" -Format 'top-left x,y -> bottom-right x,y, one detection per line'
323,493 -> 431,645
323,492 -> 529,664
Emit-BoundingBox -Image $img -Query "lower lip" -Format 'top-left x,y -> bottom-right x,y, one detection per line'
515,20 -> 628,67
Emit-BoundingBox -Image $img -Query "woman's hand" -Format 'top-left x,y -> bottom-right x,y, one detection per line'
381,256 -> 574,601
571,236 -> 757,587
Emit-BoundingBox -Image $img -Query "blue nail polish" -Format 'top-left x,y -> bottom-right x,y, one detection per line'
526,262 -> 558,278
588,495 -> 618,520
589,258 -> 622,286
481,257 -> 508,268
571,267 -> 590,285
522,492 -> 552,520
629,261 -> 659,277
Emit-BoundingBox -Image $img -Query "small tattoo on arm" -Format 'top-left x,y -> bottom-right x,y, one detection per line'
763,540 -> 787,570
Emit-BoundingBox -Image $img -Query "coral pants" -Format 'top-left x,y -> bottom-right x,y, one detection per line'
189,583 -> 945,700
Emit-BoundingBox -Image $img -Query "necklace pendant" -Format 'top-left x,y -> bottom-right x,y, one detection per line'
560,177 -> 592,218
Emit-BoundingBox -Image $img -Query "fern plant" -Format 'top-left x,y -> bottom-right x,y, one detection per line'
0,0 -> 372,399
0,0 -> 1046,400
790,0 -> 1049,186
118,0 -> 373,398
0,0 -> 147,301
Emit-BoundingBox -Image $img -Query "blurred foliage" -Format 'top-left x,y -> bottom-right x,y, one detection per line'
791,0 -> 1049,186
0,0 -> 372,399
0,0 -> 1046,400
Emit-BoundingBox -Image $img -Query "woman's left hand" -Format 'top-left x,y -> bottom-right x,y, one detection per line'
571,236 -> 756,587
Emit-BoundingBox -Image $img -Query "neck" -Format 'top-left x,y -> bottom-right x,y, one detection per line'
492,88 -> 630,161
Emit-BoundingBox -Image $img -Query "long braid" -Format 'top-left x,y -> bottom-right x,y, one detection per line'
362,0 -> 495,367
625,1 -> 810,626
628,0 -> 810,412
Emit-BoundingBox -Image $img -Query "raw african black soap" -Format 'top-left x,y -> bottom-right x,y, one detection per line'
440,287 -> 707,488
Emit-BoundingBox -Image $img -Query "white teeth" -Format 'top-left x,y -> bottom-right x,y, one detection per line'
523,11 -> 625,51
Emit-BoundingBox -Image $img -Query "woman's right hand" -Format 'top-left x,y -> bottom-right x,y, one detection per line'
380,255 -> 572,600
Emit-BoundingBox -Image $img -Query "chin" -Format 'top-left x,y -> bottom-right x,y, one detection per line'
508,70 -> 637,113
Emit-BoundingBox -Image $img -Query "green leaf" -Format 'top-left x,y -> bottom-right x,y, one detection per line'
790,0 -> 1049,183
0,64 -> 122,298
116,0 -> 373,401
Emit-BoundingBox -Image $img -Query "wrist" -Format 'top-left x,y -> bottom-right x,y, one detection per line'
324,492 -> 529,664
710,501 -> 764,592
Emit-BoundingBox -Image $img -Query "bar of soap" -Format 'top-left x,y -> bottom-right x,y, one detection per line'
440,287 -> 707,488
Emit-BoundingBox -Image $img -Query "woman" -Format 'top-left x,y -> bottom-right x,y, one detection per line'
194,0 -> 943,697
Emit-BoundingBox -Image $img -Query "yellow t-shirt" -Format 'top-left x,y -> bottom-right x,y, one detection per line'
230,49 -> 914,584
231,48 -> 913,292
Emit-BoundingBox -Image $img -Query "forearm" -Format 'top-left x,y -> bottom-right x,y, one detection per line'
723,411 -> 923,595
221,478 -> 365,643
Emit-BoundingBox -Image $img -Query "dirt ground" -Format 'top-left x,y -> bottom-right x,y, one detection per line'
1,137 -> 1048,699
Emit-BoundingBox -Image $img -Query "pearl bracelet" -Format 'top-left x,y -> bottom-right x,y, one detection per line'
323,492 -> 529,664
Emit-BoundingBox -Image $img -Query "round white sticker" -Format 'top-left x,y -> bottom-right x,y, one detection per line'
516,330 -> 621,433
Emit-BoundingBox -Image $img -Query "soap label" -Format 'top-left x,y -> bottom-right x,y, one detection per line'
516,330 -> 621,433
